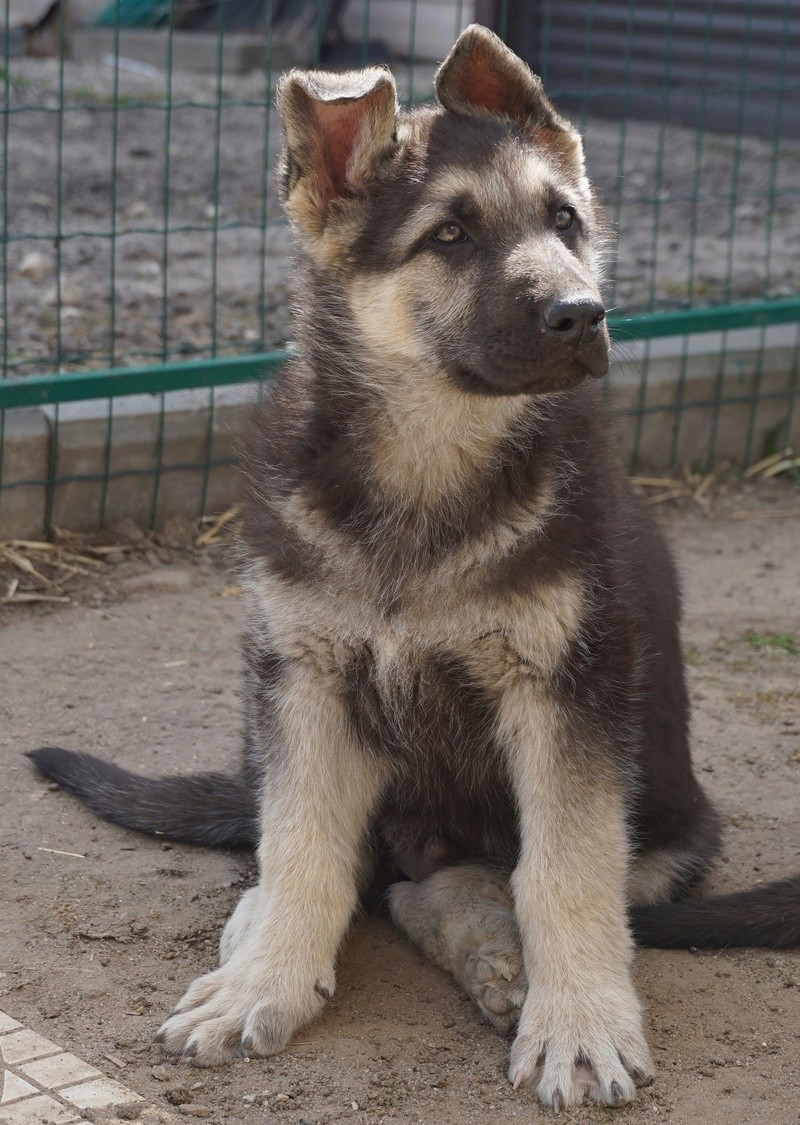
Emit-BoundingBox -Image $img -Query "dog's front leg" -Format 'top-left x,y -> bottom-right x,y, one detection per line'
499,682 -> 655,1109
156,661 -> 388,1065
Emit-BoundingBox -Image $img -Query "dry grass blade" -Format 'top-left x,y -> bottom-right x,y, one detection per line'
81,544 -> 137,557
7,539 -> 56,552
693,473 -> 715,501
2,592 -> 72,604
1,545 -> 52,586
631,476 -> 680,489
8,541 -> 102,567
760,456 -> 800,479
53,566 -> 80,585
743,448 -> 793,479
52,548 -> 104,568
196,506 -> 239,546
646,488 -> 688,506
50,556 -> 99,577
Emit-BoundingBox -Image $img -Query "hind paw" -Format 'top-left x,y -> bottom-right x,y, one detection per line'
465,945 -> 526,1033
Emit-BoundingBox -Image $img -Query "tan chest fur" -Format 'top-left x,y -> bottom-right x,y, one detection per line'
245,549 -> 585,700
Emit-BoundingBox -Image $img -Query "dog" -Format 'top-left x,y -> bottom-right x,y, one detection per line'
29,25 -> 800,1111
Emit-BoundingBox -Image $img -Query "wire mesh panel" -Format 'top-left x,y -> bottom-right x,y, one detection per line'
1,0 -> 798,536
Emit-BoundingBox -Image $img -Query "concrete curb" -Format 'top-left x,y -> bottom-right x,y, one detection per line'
1,328 -> 797,538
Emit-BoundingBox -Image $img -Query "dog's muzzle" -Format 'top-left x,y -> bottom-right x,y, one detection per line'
541,297 -> 606,347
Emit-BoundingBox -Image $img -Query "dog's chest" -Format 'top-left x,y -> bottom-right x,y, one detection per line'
348,620 -> 495,764
251,560 -> 583,763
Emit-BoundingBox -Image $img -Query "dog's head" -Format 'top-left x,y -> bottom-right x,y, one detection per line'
277,25 -> 610,395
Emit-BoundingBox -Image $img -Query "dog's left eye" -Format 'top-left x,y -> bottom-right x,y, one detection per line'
555,207 -> 576,232
432,222 -> 469,245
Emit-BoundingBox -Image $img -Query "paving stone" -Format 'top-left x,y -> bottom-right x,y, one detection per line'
0,1030 -> 61,1066
1,1072 -> 40,1105
0,1092 -> 82,1123
0,1014 -> 22,1036
19,1052 -> 102,1090
60,1076 -> 144,1110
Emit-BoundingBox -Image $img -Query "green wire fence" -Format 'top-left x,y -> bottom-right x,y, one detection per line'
1,0 -> 799,536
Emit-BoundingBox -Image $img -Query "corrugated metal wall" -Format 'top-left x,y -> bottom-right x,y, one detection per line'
503,0 -> 800,136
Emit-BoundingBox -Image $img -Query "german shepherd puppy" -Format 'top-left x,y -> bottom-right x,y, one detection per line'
29,26 -> 799,1111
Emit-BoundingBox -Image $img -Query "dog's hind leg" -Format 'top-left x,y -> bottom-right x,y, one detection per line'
389,864 -> 527,1033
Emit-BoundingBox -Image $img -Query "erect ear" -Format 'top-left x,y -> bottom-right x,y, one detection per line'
435,24 -> 584,170
277,66 -> 398,234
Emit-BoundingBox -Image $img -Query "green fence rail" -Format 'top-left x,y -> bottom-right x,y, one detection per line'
2,0 -> 799,535
3,300 -> 800,410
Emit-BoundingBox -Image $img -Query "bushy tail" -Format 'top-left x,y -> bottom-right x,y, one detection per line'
27,747 -> 258,848
631,876 -> 800,950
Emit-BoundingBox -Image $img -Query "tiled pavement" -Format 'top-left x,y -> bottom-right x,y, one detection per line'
0,1008 -> 143,1124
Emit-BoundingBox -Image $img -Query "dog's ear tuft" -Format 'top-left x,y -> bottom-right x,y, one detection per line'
277,66 -> 398,233
435,25 -> 583,169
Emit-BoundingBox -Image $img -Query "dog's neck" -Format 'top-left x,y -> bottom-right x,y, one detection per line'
362,358 -> 533,508
296,270 -> 539,512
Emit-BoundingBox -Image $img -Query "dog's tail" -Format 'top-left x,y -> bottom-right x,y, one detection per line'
26,747 -> 258,848
630,876 -> 800,950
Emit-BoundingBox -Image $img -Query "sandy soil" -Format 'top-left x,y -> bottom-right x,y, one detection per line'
6,56 -> 800,376
1,484 -> 799,1125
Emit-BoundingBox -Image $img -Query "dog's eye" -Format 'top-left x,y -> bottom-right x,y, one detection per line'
432,222 -> 469,245
555,207 -> 576,232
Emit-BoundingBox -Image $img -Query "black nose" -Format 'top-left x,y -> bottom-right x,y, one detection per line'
542,297 -> 606,345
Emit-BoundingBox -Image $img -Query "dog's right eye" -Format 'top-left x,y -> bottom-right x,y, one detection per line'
431,222 -> 469,245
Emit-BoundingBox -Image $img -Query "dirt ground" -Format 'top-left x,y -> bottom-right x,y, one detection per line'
6,54 -> 800,376
1,482 -> 799,1125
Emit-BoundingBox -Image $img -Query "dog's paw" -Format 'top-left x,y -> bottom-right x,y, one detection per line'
508,985 -> 655,1109
155,956 -> 332,1066
464,945 -> 526,1033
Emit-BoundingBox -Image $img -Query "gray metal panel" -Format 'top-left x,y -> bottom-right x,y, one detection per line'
504,0 -> 800,136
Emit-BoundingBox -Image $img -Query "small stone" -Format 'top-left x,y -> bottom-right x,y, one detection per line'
179,1106 -> 213,1119
150,1065 -> 174,1082
110,517 -> 146,545
242,1094 -> 257,1104
156,515 -> 195,550
42,278 -> 82,305
18,250 -> 53,281
165,1086 -> 193,1106
114,1103 -> 144,1120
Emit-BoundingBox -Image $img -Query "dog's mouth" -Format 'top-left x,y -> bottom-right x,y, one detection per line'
451,344 -> 610,397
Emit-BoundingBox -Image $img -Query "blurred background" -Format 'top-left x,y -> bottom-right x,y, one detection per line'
1,0 -> 799,536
